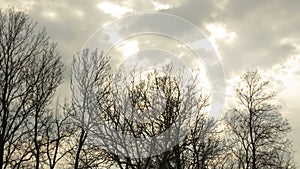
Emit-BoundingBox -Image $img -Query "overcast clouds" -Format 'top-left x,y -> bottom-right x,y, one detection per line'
1,0 -> 300,165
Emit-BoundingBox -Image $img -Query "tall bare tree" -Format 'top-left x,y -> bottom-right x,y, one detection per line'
0,8 -> 64,169
70,49 -> 111,169
225,70 -> 295,169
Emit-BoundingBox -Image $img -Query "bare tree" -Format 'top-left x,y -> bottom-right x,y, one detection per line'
225,70 -> 295,169
0,8 -> 64,169
68,48 -> 295,169
28,34 -> 64,169
88,65 -> 223,169
70,49 -> 111,169
67,51 -> 226,169
43,102 -> 74,169
185,117 -> 225,169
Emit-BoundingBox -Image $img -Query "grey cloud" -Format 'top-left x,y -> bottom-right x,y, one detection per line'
166,0 -> 300,74
2,0 -> 300,165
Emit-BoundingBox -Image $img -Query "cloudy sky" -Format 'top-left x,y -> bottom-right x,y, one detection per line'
1,0 -> 300,165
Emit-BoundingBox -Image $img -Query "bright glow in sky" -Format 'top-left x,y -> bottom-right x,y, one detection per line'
1,0 -> 300,164
204,23 -> 237,60
205,23 -> 237,44
152,1 -> 172,10
116,40 -> 139,59
97,2 -> 133,18
43,11 -> 56,19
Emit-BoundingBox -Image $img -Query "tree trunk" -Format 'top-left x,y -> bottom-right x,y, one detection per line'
0,134 -> 4,169
34,109 -> 40,169
74,128 -> 85,169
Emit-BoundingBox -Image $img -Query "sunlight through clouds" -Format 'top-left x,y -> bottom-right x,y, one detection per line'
263,38 -> 300,89
266,55 -> 300,89
97,2 -> 133,18
205,23 -> 237,44
204,23 -> 237,61
43,11 -> 57,19
116,40 -> 139,60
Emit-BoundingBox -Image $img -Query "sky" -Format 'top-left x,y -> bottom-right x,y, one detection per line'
1,0 -> 300,165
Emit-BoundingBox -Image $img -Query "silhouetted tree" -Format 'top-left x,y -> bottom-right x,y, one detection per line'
88,65 -> 223,169
67,54 -> 296,169
0,6 -> 297,169
70,49 -> 111,169
225,70 -> 295,169
43,103 -> 74,169
0,8 -> 63,169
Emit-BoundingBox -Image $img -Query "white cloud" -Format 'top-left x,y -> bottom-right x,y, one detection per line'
263,38 -> 300,91
226,32 -> 237,44
204,23 -> 237,60
152,1 -> 172,10
280,38 -> 300,51
2,0 -> 300,164
116,40 -> 139,59
205,23 -> 237,44
97,2 -> 133,18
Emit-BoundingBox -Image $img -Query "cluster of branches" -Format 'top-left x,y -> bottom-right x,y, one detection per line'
0,8 -> 73,169
0,8 -> 296,169
69,49 -> 225,169
224,71 -> 295,169
69,49 -> 295,169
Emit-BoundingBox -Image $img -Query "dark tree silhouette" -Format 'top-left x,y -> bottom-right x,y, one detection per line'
225,70 -> 295,169
0,8 -> 64,169
0,6 -> 297,169
86,64 -> 224,169
43,103 -> 74,169
0,9 -> 63,168
70,49 -> 111,169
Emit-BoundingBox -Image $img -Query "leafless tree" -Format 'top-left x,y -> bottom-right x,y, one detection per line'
225,70 -> 295,169
67,49 -> 227,169
0,8 -> 64,169
70,49 -> 111,169
1,7 -> 297,169
87,65 -> 223,169
68,50 -> 296,169
43,102 -> 74,169
185,117 -> 225,169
